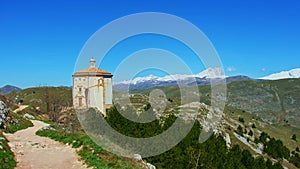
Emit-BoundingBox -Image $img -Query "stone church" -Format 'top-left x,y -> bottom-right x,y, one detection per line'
72,58 -> 113,116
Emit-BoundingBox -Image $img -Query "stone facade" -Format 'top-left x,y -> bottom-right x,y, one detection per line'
72,58 -> 113,116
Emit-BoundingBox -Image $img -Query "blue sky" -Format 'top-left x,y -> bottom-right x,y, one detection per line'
0,0 -> 300,88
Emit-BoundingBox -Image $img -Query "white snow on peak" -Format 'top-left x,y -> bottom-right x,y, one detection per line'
197,68 -> 224,78
120,74 -> 159,85
260,68 -> 300,80
115,68 -> 226,85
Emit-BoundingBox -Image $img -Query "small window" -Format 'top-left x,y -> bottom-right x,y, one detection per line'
79,98 -> 83,106
79,88 -> 82,92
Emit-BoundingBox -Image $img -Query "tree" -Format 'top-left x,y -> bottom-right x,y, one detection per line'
42,87 -> 72,122
253,156 -> 267,169
292,134 -> 297,141
249,130 -> 253,137
237,125 -> 244,135
238,117 -> 245,123
290,153 -> 300,168
252,123 -> 256,128
264,138 -> 290,160
259,132 -> 269,144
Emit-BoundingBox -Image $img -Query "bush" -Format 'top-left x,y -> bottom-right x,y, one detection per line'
292,134 -> 297,141
248,130 -> 253,136
238,117 -> 245,123
0,132 -> 16,169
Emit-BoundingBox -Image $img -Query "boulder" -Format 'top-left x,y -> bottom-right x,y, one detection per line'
0,100 -> 10,129
41,125 -> 56,130
133,154 -> 142,161
146,163 -> 156,169
23,113 -> 35,119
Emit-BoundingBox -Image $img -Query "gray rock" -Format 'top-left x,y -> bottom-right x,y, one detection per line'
0,145 -> 3,150
23,113 -> 35,119
0,137 -> 5,141
0,100 -> 10,129
133,154 -> 142,161
42,125 -> 55,130
146,163 -> 156,169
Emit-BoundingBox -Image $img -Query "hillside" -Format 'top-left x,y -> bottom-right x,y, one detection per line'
116,86 -> 299,168
227,79 -> 300,128
131,78 -> 300,128
7,87 -> 72,113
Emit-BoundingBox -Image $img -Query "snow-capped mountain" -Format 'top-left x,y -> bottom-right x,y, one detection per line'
113,68 -> 252,91
260,68 -> 300,80
118,68 -> 225,85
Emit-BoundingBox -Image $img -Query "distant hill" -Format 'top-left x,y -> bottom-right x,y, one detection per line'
7,87 -> 72,113
0,85 -> 21,95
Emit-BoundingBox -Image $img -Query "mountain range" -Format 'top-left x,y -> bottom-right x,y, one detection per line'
260,68 -> 300,80
113,68 -> 300,91
1,68 -> 300,93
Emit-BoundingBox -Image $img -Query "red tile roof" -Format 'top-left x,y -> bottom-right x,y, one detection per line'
74,67 -> 113,77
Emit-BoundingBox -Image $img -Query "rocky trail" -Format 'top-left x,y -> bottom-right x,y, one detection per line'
3,120 -> 87,169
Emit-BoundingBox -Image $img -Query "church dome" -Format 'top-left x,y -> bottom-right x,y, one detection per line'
73,58 -> 113,77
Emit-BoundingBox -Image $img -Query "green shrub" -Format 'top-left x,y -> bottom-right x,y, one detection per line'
0,132 -> 16,169
5,114 -> 33,133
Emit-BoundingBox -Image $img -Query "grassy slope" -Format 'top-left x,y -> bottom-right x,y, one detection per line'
129,79 -> 300,152
227,79 -> 300,127
225,105 -> 300,151
132,79 -> 300,126
7,87 -> 72,113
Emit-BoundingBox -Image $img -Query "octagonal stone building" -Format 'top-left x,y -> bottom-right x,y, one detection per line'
72,58 -> 113,116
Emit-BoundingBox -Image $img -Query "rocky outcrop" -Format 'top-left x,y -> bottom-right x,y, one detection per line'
0,136 -> 5,150
41,125 -> 56,131
23,113 -> 35,119
146,163 -> 156,169
132,153 -> 156,169
0,100 -> 10,129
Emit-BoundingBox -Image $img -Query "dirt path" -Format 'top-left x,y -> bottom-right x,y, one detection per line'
13,105 -> 29,113
3,120 -> 87,169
